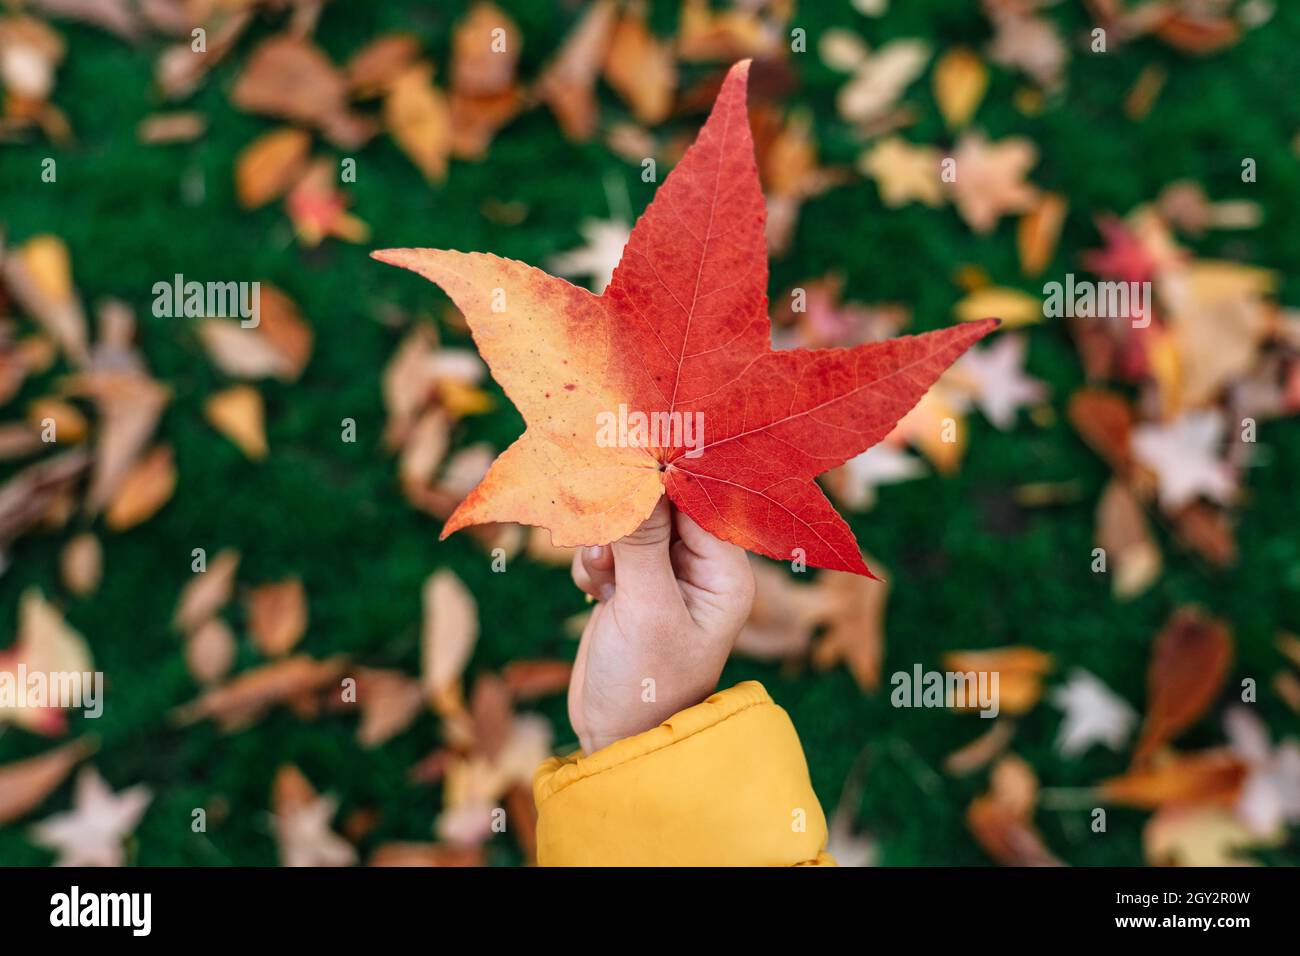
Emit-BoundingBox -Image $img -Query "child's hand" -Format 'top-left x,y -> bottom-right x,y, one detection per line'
568,496 -> 755,754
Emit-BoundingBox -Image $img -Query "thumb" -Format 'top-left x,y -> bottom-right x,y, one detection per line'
610,495 -> 678,604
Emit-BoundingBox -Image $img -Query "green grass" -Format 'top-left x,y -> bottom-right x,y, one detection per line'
1,0 -> 1298,866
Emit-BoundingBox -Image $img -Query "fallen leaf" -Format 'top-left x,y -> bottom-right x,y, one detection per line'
0,588 -> 93,734
271,764 -> 357,867
858,136 -> 945,208
3,234 -> 87,366
1095,479 -> 1161,599
952,286 -> 1041,327
948,131 -> 1039,234
171,656 -> 347,731
204,384 -> 267,459
1017,192 -> 1067,277
346,33 -> 422,98
373,62 -> 996,574
185,617 -> 236,686
932,47 -> 987,128
944,721 -> 1015,776
943,647 -> 1053,716
247,577 -> 308,657
384,62 -> 452,182
137,111 -> 205,144
28,766 -> 151,867
234,127 -> 311,209
172,549 -> 240,634
0,737 -> 91,824
501,659 -> 572,700
352,668 -> 424,748
62,370 -> 169,515
1132,410 -> 1237,512
368,842 -> 483,866
1101,750 -> 1247,809
951,333 -> 1047,429
1133,608 -> 1233,763
812,560 -> 889,691
536,0 -> 616,140
602,2 -> 676,124
1049,668 -> 1137,757
422,569 -> 478,707
1145,804 -> 1274,866
59,531 -> 101,597
104,444 -> 175,530
967,755 -> 1061,866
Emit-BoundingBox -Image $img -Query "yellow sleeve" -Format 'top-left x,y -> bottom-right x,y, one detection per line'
533,681 -> 835,866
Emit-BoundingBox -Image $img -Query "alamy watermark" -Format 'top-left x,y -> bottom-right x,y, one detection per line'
1043,273 -> 1151,328
890,664 -> 1000,718
0,664 -> 103,718
596,404 -> 705,458
152,274 -> 260,327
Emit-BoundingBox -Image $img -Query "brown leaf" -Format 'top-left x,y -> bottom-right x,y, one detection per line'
59,532 -> 102,597
0,738 -> 92,824
1133,608 -> 1233,763
234,127 -> 311,209
353,668 -> 424,748
1067,388 -> 1136,480
2,235 -> 88,366
1095,479 -> 1160,600
383,63 -> 452,182
1172,502 -> 1237,568
104,444 -> 175,531
966,755 -> 1062,866
735,559 -> 822,661
137,111 -> 206,144
422,569 -> 478,707
171,655 -> 347,731
346,33 -> 422,98
247,577 -> 308,657
943,647 -> 1053,716
1100,749 -> 1247,809
501,659 -> 572,700
62,369 -> 169,515
944,721 -> 1015,776
204,385 -> 267,460
368,842 -> 483,867
1017,192 -> 1067,278
185,617 -> 237,686
506,783 -> 537,863
172,548 -> 240,634
932,47 -> 987,129
271,764 -> 357,867
451,2 -> 520,97
231,34 -> 372,148
602,3 -> 676,125
0,450 -> 90,555
811,562 -> 889,692
535,0 -> 617,141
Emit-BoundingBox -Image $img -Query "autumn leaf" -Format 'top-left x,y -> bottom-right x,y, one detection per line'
1133,608 -> 1233,763
966,755 -> 1061,866
247,577 -> 308,657
271,764 -> 357,867
374,61 -> 997,576
0,737 -> 92,824
422,569 -> 478,708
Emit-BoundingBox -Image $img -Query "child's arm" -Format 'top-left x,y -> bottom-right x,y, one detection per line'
533,497 -> 834,866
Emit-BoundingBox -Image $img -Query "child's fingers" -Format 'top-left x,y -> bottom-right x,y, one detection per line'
571,544 -> 615,601
609,496 -> 679,605
673,508 -> 753,595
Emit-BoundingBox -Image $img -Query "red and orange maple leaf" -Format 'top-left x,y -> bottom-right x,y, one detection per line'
374,60 -> 996,576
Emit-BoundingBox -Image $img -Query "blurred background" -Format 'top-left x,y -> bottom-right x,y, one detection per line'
0,0 -> 1298,867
